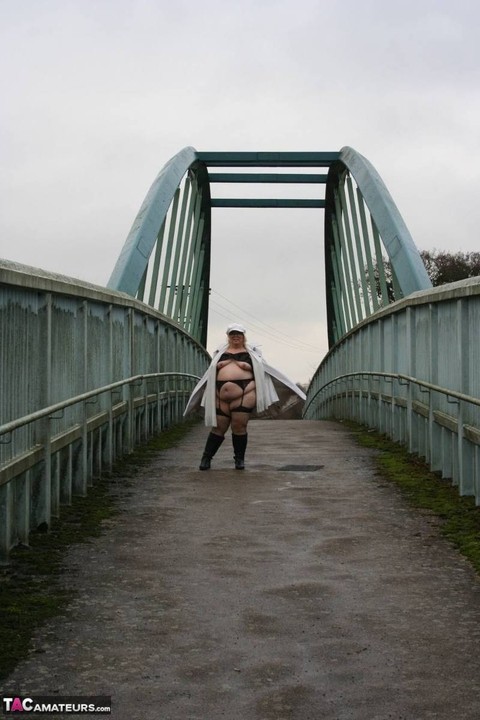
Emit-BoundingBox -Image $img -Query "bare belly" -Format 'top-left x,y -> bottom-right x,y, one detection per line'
216,359 -> 255,409
216,361 -> 252,381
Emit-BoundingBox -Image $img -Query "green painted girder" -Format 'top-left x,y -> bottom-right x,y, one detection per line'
108,146 -> 198,297
211,198 -> 325,208
107,144 -> 432,353
208,173 -> 328,183
324,146 -> 433,346
339,146 -> 431,296
197,151 -> 340,167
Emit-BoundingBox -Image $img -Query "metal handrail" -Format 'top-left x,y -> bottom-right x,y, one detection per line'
0,371 -> 200,439
0,370 -> 202,561
305,371 -> 480,415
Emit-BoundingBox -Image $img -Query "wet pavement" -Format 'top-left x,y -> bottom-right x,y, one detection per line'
4,419 -> 480,719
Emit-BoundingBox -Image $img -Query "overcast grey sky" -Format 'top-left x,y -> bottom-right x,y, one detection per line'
1,0 -> 479,382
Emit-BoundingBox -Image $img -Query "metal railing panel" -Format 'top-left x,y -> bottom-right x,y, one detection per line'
0,260 -> 210,562
305,277 -> 480,504
0,373 -> 201,562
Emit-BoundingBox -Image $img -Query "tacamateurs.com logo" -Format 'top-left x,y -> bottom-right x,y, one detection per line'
1,696 -> 111,715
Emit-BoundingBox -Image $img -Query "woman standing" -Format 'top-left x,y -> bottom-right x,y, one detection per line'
184,323 -> 306,471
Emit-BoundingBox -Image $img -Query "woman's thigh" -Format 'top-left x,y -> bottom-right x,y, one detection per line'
230,412 -> 251,435
214,414 -> 231,435
229,386 -> 256,412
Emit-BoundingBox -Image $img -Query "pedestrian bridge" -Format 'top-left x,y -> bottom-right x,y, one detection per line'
1,146 -> 480,561
7,419 -> 480,719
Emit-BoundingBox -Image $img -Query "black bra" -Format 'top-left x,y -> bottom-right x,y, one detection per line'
219,351 -> 253,366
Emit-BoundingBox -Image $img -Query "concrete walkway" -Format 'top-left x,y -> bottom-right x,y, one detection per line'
5,420 -> 480,719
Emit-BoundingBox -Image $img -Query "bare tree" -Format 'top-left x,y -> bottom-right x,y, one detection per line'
367,250 -> 480,307
420,249 -> 480,286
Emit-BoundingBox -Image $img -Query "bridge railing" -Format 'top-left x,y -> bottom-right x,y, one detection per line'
304,276 -> 480,503
0,259 -> 209,562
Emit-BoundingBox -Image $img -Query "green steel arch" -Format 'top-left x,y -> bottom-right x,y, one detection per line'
324,146 -> 432,346
107,147 -> 212,345
108,146 -> 432,349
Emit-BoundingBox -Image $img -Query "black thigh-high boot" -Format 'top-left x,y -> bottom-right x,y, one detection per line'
199,432 -> 224,470
232,433 -> 248,470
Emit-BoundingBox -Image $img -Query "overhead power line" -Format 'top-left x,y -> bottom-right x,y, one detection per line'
209,289 -> 322,353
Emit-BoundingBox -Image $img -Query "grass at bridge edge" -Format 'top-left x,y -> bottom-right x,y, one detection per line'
345,420 -> 480,575
0,420 -> 199,684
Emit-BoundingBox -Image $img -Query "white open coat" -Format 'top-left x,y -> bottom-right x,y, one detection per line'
183,343 -> 306,427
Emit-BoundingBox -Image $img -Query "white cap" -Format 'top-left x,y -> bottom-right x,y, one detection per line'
226,323 -> 246,334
